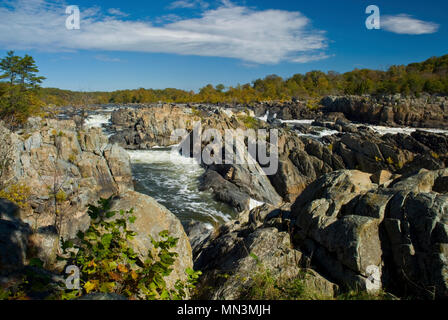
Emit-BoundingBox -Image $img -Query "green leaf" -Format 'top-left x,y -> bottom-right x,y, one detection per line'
29,257 -> 44,268
160,289 -> 170,300
61,240 -> 74,251
106,210 -> 116,219
101,234 -> 113,249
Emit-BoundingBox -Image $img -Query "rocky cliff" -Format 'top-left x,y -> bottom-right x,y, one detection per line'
0,118 -> 192,295
321,95 -> 448,129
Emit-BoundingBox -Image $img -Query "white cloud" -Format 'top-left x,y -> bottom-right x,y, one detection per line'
0,0 -> 329,64
168,0 -> 209,10
107,8 -> 129,17
382,14 -> 439,35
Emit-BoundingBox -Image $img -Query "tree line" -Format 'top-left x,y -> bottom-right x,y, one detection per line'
39,54 -> 448,106
1,51 -> 448,126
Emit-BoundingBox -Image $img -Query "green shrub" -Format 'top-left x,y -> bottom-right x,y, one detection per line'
237,115 -> 260,129
59,197 -> 201,300
55,190 -> 67,203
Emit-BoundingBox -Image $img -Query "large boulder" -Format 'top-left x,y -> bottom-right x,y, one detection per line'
199,169 -> 251,212
110,105 -> 203,149
109,191 -> 193,288
194,205 -> 338,300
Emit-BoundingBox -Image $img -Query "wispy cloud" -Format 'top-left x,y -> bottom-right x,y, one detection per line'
0,0 -> 329,64
154,14 -> 182,24
167,0 -> 209,10
290,53 -> 332,63
94,54 -> 124,63
107,8 -> 129,17
382,14 -> 439,35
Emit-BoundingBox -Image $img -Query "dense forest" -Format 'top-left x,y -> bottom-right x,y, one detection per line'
36,54 -> 448,106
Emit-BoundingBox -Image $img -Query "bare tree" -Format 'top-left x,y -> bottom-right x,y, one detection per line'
73,92 -> 94,131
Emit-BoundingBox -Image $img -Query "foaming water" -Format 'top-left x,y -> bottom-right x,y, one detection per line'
128,149 -> 236,225
369,125 -> 448,136
279,119 -> 314,125
257,111 -> 448,138
296,128 -> 339,139
85,113 -> 111,129
84,107 -> 118,136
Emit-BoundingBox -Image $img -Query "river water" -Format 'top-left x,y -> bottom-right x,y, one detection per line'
128,149 -> 235,225
84,109 -> 235,226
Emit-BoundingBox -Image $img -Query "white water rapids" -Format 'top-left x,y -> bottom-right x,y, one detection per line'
84,109 -> 239,226
256,111 -> 448,138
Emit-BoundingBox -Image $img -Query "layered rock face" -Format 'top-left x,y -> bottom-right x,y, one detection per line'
0,118 -> 192,288
0,119 -> 132,241
321,95 -> 448,129
109,104 -> 258,149
110,105 -> 202,149
290,169 -> 448,298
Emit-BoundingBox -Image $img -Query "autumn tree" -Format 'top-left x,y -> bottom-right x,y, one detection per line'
0,51 -> 46,126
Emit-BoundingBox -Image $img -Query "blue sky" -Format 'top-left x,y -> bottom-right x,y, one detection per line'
0,0 -> 447,91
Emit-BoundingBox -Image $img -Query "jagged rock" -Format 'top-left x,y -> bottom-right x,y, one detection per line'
199,169 -> 251,212
291,168 -> 448,298
411,130 -> 448,155
0,120 -> 134,270
205,161 -> 282,207
110,105 -> 203,149
321,95 -> 448,129
269,156 -> 308,203
194,203 -> 337,300
195,225 -> 303,300
371,170 -> 394,185
250,100 -> 322,121
184,221 -> 212,255
103,144 -> 133,193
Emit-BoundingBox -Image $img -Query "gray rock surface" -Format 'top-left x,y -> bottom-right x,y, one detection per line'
291,168 -> 448,298
109,190 -> 193,289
